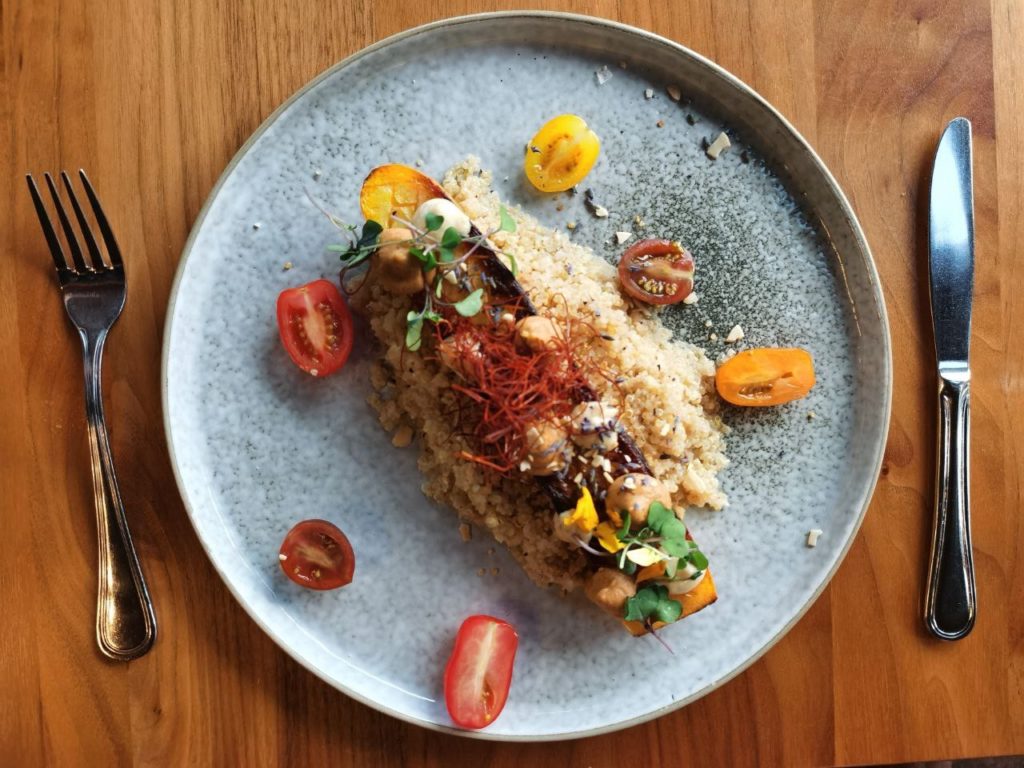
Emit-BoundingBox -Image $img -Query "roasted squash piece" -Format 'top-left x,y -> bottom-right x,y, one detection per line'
622,570 -> 717,636
359,163 -> 448,227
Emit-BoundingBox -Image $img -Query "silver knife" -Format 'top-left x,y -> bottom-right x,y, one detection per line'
924,117 -> 976,640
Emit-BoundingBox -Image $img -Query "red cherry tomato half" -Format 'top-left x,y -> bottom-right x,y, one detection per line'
278,519 -> 355,590
444,615 -> 519,729
276,279 -> 353,376
617,239 -> 695,305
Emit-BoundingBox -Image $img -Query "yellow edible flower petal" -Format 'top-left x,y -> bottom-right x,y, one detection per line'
563,487 -> 599,534
595,521 -> 624,553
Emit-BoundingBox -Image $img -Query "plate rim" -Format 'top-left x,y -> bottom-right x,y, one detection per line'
161,10 -> 893,742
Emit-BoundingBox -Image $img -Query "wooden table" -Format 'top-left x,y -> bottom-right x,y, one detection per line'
2,1 -> 1021,765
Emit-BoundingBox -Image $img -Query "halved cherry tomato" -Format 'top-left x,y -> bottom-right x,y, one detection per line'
524,114 -> 601,193
617,239 -> 695,305
444,615 -> 519,729
360,164 -> 448,226
278,519 -> 355,590
715,348 -> 816,406
276,279 -> 353,377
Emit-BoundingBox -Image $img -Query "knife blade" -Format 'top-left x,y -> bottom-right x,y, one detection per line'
924,117 -> 976,640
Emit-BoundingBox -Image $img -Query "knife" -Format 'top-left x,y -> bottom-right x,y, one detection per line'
924,117 -> 976,640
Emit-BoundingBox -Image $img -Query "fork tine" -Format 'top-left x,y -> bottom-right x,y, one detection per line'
43,172 -> 89,272
78,170 -> 122,267
25,175 -> 72,274
61,171 -> 106,269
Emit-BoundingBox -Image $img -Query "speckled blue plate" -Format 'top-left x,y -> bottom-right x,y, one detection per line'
163,12 -> 891,740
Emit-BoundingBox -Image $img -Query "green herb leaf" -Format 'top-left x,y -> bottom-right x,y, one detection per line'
326,244 -> 349,252
405,312 -> 424,352
453,288 -> 484,317
661,537 -> 693,559
424,212 -> 444,232
423,310 -> 442,324
624,587 -> 660,622
660,518 -> 687,542
498,205 -> 517,233
441,226 -> 463,249
438,247 -> 455,263
647,501 -> 674,534
687,549 -> 709,571
361,220 -> 383,243
653,596 -> 682,624
616,512 -> 632,540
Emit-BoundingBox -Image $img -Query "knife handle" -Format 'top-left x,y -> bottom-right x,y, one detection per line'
924,370 -> 976,640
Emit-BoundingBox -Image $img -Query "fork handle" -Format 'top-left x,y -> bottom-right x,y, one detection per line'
924,370 -> 976,640
81,331 -> 157,660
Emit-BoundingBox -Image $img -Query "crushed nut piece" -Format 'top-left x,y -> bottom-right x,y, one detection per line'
566,221 -> 577,230
807,411 -> 818,421
614,231 -> 633,245
593,205 -> 609,218
391,425 -> 414,448
709,333 -> 718,341
596,65 -> 613,85
666,84 -> 682,101
282,261 -> 293,271
806,529 -> 823,547
706,131 -> 732,160
656,119 -> 665,128
704,319 -> 713,328
725,324 -> 745,343
633,214 -> 646,229
644,88 -> 654,99
683,292 -> 699,305
252,222 -> 262,230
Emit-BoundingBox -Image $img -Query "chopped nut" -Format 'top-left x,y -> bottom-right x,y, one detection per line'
595,65 -> 613,85
807,411 -> 818,421
709,333 -> 718,341
252,222 -> 262,230
683,292 -> 699,305
593,205 -> 609,218
566,221 -> 577,230
614,231 -> 633,245
391,425 -> 414,448
666,84 -> 682,101
704,319 -> 713,328
706,131 -> 732,160
725,324 -> 745,343
414,158 -> 424,167
282,261 -> 293,271
459,522 -> 472,541
644,88 -> 654,99
656,119 -> 665,128
312,169 -> 322,180
633,214 -> 646,229
806,529 -> 823,548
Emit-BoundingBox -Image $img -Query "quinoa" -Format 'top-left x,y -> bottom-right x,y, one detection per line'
360,157 -> 727,592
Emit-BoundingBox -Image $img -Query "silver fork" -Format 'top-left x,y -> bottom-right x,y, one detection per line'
27,171 -> 156,661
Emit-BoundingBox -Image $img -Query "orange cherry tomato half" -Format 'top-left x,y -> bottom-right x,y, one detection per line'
715,348 -> 816,407
276,279 -> 353,377
278,519 -> 355,590
444,615 -> 519,729
359,163 -> 448,227
617,239 -> 695,305
524,114 -> 601,193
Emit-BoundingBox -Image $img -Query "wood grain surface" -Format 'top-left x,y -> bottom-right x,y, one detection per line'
2,1 -> 1021,766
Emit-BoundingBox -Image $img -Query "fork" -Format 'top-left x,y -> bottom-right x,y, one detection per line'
26,171 -> 156,661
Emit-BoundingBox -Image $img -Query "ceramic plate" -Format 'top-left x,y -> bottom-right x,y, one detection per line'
163,12 -> 891,740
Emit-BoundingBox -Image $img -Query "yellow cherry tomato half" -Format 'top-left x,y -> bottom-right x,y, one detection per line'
715,348 -> 816,407
523,114 -> 601,193
359,164 -> 448,227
